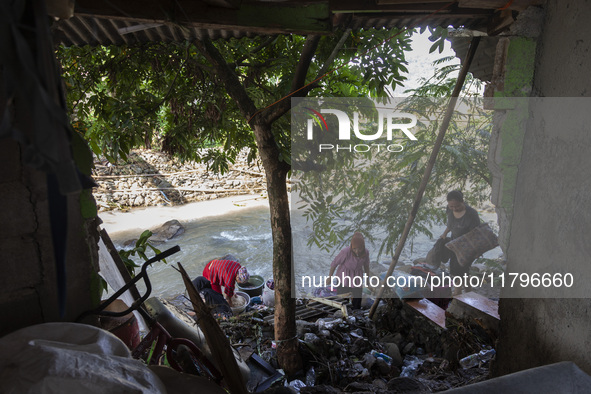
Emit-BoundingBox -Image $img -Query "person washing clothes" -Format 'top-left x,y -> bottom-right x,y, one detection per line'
202,257 -> 250,307
191,276 -> 232,318
328,232 -> 370,309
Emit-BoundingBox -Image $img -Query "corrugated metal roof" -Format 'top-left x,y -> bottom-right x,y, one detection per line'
51,1 -> 496,47
52,15 -> 260,47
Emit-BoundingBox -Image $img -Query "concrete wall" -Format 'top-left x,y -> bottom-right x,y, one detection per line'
0,137 -> 100,336
493,0 -> 591,376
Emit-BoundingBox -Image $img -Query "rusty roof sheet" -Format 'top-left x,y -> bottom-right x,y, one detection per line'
51,1 -> 496,47
52,16 -> 260,47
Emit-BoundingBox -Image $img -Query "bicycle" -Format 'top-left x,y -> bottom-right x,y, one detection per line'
77,245 -> 223,384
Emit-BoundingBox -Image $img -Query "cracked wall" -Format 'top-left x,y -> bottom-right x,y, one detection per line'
492,0 -> 591,377
0,136 -> 99,336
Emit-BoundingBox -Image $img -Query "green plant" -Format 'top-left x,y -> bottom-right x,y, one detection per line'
118,230 -> 164,277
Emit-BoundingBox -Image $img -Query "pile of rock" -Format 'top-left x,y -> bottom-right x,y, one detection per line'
92,149 -> 271,211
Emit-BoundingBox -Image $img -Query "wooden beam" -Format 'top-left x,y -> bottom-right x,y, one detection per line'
309,296 -> 349,317
331,0 -> 458,13
73,0 -> 331,35
376,0 -> 450,3
487,9 -> 515,35
458,0 -> 544,11
201,0 -> 241,8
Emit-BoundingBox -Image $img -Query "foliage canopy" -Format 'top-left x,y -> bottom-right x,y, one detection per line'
57,29 -> 412,172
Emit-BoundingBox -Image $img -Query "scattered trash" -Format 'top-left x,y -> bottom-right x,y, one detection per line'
166,291 -> 495,392
459,348 -> 496,369
305,366 -> 316,387
371,350 -> 393,365
287,379 -> 306,391
400,355 -> 424,377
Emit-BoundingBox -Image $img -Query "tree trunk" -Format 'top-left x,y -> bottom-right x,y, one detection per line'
253,122 -> 302,375
194,36 -> 310,375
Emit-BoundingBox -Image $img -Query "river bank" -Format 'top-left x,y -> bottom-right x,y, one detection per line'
92,149 -> 271,212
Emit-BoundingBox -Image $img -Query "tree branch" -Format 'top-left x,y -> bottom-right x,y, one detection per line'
291,35 -> 321,92
193,38 -> 257,121
262,35 -> 321,124
233,36 -> 276,65
317,28 -> 352,77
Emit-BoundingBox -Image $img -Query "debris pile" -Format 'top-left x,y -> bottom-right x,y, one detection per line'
169,295 -> 495,392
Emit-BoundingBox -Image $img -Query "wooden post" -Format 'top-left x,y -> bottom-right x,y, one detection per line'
368,36 -> 482,319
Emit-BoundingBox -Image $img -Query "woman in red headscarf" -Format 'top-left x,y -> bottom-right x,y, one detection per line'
328,232 -> 370,309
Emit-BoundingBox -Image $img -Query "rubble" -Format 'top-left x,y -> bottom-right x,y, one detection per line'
166,293 -> 495,392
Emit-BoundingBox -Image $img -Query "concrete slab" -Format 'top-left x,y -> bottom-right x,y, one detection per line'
446,292 -> 499,338
405,298 -> 446,329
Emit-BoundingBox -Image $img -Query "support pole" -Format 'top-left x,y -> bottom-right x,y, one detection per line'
368,36 -> 481,319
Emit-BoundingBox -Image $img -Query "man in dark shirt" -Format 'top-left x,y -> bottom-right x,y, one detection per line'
440,190 -> 481,293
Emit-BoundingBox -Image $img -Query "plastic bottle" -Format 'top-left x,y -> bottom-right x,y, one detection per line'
370,350 -> 393,365
459,349 -> 496,369
305,366 -> 316,387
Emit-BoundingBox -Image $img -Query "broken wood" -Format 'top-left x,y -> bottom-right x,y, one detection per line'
263,295 -> 350,325
309,296 -> 349,318
177,262 -> 248,394
99,229 -> 142,301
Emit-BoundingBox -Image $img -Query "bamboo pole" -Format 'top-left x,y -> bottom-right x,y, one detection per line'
177,263 -> 248,394
368,36 -> 481,319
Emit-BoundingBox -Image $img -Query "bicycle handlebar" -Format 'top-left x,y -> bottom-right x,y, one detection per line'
76,245 -> 181,322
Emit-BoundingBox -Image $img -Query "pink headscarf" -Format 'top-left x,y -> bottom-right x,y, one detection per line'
236,266 -> 250,284
351,232 -> 365,250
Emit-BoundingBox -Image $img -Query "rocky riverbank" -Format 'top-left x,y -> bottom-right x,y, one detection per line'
92,149 -> 271,212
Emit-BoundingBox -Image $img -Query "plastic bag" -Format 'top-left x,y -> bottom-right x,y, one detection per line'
0,323 -> 166,394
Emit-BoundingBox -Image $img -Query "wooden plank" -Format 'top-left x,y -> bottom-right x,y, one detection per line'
73,0 -> 331,34
309,297 -> 348,317
333,0 -> 455,13
263,295 -> 350,325
445,291 -> 500,339
487,9 -> 514,35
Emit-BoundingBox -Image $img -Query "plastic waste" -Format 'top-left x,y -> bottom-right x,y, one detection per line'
316,317 -> 341,330
459,349 -> 496,369
400,355 -> 424,377
287,379 -> 306,391
303,333 -> 320,343
0,323 -> 167,393
371,350 -> 393,365
262,279 -> 275,307
305,366 -> 316,387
